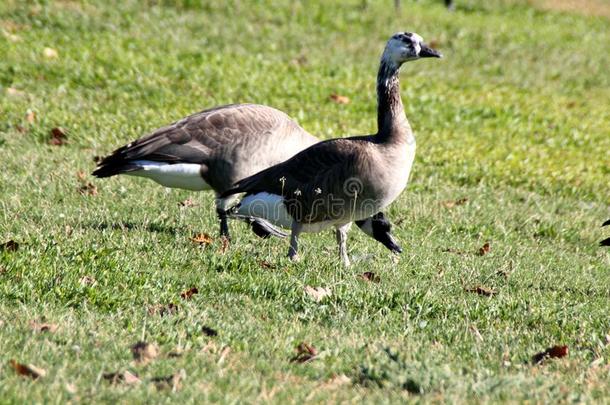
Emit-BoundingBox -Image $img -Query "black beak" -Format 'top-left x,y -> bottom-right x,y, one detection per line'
420,44 -> 442,58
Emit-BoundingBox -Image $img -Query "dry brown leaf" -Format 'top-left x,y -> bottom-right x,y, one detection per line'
16,125 -> 28,134
43,47 -> 58,59
190,233 -> 213,246
79,275 -> 96,286
148,303 -> 179,316
477,242 -> 491,256
25,109 -> 36,123
130,341 -> 159,364
329,94 -> 350,104
178,198 -> 197,207
441,197 -> 468,208
258,260 -> 275,270
10,360 -> 46,379
151,369 -> 186,391
304,286 -> 331,302
290,342 -> 318,363
0,240 -> 19,252
465,286 -> 496,297
359,271 -> 380,283
180,287 -> 199,300
49,127 -> 68,145
202,325 -> 218,337
78,182 -> 97,196
103,370 -> 141,385
29,321 -> 58,333
532,345 -> 569,364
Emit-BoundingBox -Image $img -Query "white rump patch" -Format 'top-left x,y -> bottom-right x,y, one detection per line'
127,160 -> 210,191
236,193 -> 293,229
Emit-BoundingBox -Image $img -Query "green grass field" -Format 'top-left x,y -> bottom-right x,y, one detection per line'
1,0 -> 609,402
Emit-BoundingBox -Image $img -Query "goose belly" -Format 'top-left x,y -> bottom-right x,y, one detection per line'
127,160 -> 210,191
236,193 -> 293,228
236,193 -> 342,233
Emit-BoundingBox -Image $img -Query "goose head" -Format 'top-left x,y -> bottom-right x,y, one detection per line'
383,32 -> 442,66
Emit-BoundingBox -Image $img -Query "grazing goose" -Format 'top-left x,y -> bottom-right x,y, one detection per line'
222,32 -> 441,265
602,219 -> 610,247
92,104 -> 402,253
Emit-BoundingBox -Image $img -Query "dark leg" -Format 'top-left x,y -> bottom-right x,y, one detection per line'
216,208 -> 230,240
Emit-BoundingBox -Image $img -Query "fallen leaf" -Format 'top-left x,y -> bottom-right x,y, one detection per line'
25,109 -> 36,123
178,198 -> 197,207
329,94 -> 350,104
202,326 -> 218,337
103,370 -> 141,385
359,271 -> 380,283
441,197 -> 468,208
151,369 -> 186,391
258,260 -> 275,270
43,47 -> 58,59
130,341 -> 159,364
477,242 -> 491,256
148,303 -> 179,316
0,240 -> 19,252
532,345 -> 569,364
79,275 -> 96,286
465,286 -> 496,297
304,286 -> 331,302
78,182 -> 98,196
290,342 -> 318,363
190,233 -> 213,246
10,360 -> 46,379
49,127 -> 68,145
29,321 -> 58,333
180,287 -> 199,300
16,125 -> 28,134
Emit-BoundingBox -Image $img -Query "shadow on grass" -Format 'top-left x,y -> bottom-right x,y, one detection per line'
82,221 -> 186,235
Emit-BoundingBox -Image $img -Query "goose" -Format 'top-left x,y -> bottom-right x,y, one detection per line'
222,32 -> 441,266
92,104 -> 402,253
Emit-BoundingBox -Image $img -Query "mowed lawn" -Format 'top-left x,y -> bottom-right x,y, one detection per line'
1,0 -> 609,402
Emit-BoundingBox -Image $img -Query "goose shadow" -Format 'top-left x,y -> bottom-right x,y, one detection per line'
82,220 -> 187,235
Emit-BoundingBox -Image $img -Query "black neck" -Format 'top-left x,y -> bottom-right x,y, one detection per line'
375,58 -> 410,143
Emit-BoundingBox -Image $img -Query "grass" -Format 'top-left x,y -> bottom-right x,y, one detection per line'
1,0 -> 609,402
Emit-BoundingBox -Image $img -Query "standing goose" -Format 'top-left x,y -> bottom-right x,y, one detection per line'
92,104 -> 402,253
222,32 -> 441,265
